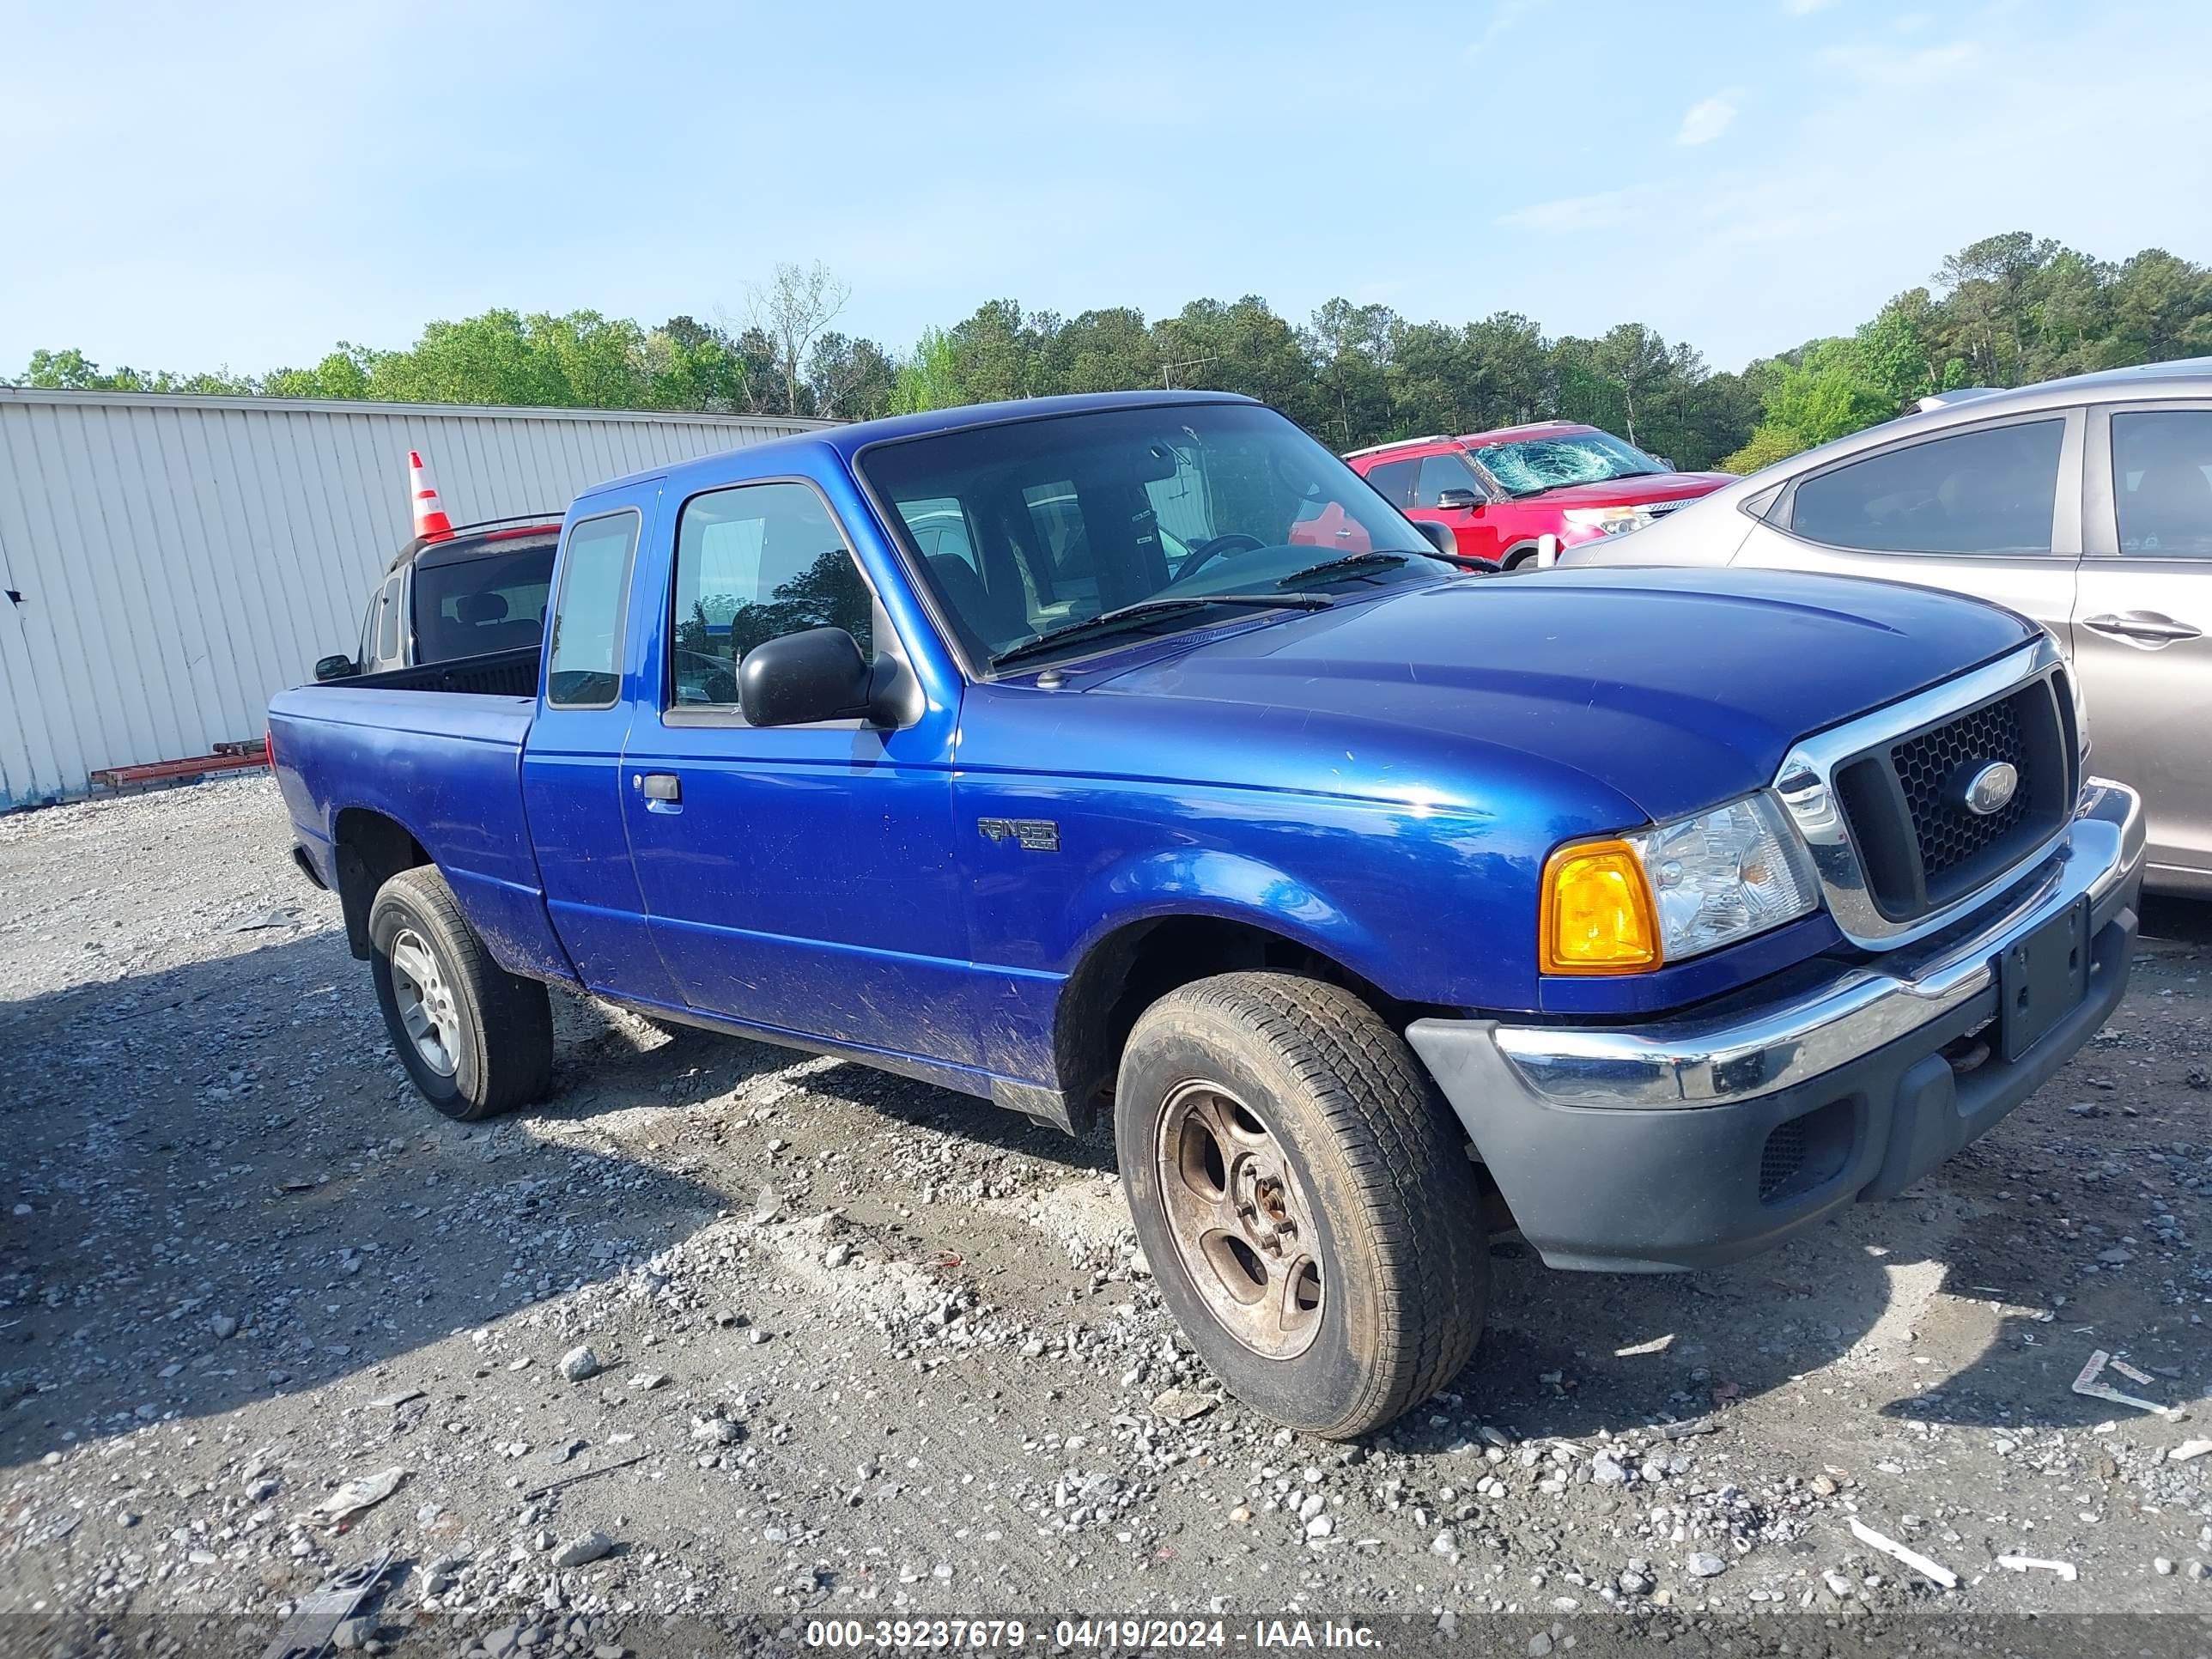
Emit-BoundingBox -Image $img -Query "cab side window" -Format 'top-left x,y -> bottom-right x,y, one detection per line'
2112,410 -> 2212,556
1789,420 -> 2064,555
374,574 -> 402,665
1362,458 -> 1418,509
546,511 -> 640,708
1414,452 -> 1481,507
671,483 -> 873,711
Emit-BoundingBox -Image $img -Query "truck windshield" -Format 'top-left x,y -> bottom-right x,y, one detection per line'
860,403 -> 1446,669
1473,431 -> 1666,498
411,543 -> 556,663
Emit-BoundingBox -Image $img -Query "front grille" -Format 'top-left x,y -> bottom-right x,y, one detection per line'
1832,672 -> 2075,922
1893,696 -> 2032,881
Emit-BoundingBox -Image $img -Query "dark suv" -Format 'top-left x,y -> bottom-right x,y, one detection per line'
318,517 -> 563,681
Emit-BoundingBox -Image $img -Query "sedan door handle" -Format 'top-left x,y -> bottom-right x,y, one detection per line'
2082,611 -> 2203,646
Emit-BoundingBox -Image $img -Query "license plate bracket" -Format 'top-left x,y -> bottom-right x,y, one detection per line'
1997,897 -> 2089,1063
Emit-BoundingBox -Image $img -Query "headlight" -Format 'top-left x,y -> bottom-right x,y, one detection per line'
1561,505 -> 1652,538
1541,793 -> 1819,974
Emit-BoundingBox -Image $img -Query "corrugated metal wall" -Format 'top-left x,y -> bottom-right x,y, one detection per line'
0,390 -> 826,807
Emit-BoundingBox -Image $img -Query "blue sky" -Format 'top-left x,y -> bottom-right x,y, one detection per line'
3,0 -> 2207,379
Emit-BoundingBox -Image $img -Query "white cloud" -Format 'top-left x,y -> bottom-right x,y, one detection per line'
1465,0 -> 1544,59
1784,0 -> 1838,14
1818,39 -> 1979,87
1675,92 -> 1741,146
1498,189 -> 1644,233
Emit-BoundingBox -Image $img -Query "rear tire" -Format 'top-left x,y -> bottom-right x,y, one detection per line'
1115,972 -> 1488,1438
368,866 -> 553,1120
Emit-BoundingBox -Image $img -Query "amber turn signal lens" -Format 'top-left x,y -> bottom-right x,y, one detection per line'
1540,840 -> 1661,974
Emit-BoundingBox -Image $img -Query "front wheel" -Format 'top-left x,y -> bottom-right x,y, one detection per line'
1115,973 -> 1488,1438
368,866 -> 552,1120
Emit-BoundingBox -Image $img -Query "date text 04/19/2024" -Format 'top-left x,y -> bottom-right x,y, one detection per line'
801,1619 -> 1383,1649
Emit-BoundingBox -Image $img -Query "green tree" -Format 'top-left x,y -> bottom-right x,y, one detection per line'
891,327 -> 962,415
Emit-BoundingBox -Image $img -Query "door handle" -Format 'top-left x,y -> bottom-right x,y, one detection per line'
2082,611 -> 2203,646
635,772 -> 682,812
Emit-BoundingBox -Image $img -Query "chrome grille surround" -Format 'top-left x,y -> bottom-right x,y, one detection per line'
1771,637 -> 2071,950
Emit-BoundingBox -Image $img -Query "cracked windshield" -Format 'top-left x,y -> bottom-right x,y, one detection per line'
1474,428 -> 1668,496
860,402 -> 1450,667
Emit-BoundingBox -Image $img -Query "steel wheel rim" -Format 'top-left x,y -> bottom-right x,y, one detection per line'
388,927 -> 461,1079
1154,1079 -> 1323,1360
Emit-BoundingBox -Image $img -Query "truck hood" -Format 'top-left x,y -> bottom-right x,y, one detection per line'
1085,565 -> 2038,825
1505,471 -> 1731,509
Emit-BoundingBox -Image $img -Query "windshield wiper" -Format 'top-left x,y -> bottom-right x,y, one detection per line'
989,592 -> 1334,670
1275,549 -> 1463,588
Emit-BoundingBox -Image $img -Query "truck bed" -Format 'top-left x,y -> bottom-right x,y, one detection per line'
329,646 -> 541,698
266,672 -> 572,983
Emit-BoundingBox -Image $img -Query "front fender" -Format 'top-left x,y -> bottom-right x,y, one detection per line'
1065,846 -> 1389,986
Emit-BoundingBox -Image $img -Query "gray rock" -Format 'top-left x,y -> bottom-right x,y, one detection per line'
1149,1387 -> 1217,1424
556,1529 -> 615,1568
559,1345 -> 602,1382
1686,1551 -> 1728,1578
1590,1450 -> 1627,1486
331,1615 -> 374,1651
209,1313 -> 238,1340
1527,1635 -> 1553,1657
483,1628 -> 522,1658
2154,1557 -> 2174,1576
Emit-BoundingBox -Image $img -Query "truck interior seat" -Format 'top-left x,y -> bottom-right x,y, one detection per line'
453,591 -> 544,653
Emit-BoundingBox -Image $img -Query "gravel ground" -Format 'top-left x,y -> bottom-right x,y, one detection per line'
3,776 -> 2209,1656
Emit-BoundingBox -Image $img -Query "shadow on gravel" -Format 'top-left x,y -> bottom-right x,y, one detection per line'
0,933 -> 731,1468
2142,890 -> 2212,948
7,915 -> 2187,1468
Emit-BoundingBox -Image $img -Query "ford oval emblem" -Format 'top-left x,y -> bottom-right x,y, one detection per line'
1960,760 -> 2019,817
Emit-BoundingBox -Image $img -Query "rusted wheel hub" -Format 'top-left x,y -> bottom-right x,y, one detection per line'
1155,1079 -> 1323,1358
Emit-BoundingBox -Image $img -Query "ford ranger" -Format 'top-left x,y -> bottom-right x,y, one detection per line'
267,391 -> 2144,1437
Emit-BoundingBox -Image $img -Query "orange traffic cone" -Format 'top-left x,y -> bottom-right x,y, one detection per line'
409,449 -> 454,543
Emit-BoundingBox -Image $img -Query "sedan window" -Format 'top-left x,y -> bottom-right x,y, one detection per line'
1789,420 -> 2064,556
2112,410 -> 2212,556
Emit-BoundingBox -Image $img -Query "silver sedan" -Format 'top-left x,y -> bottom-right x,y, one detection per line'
1556,357 -> 2212,896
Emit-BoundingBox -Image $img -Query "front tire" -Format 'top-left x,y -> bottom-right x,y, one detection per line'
368,866 -> 552,1120
1115,973 -> 1488,1438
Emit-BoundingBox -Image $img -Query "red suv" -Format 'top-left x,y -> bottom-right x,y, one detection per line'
1343,422 -> 1730,569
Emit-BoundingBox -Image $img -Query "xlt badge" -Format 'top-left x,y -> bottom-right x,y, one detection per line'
977,817 -> 1060,853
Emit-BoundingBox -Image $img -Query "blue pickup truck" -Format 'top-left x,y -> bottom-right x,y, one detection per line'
269,390 -> 2145,1437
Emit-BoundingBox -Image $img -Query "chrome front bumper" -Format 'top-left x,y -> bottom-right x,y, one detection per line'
1406,780 -> 2143,1272
1480,777 -> 2140,1110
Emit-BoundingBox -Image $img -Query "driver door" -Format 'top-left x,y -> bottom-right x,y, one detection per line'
1405,450 -> 1499,563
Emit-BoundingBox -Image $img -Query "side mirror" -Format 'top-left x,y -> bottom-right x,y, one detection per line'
738,627 -> 878,726
1413,520 -> 1458,557
314,653 -> 356,682
1652,457 -> 1675,472
1432,489 -> 1485,512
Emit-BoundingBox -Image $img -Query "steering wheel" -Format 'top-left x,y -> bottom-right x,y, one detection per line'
1175,532 -> 1269,584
